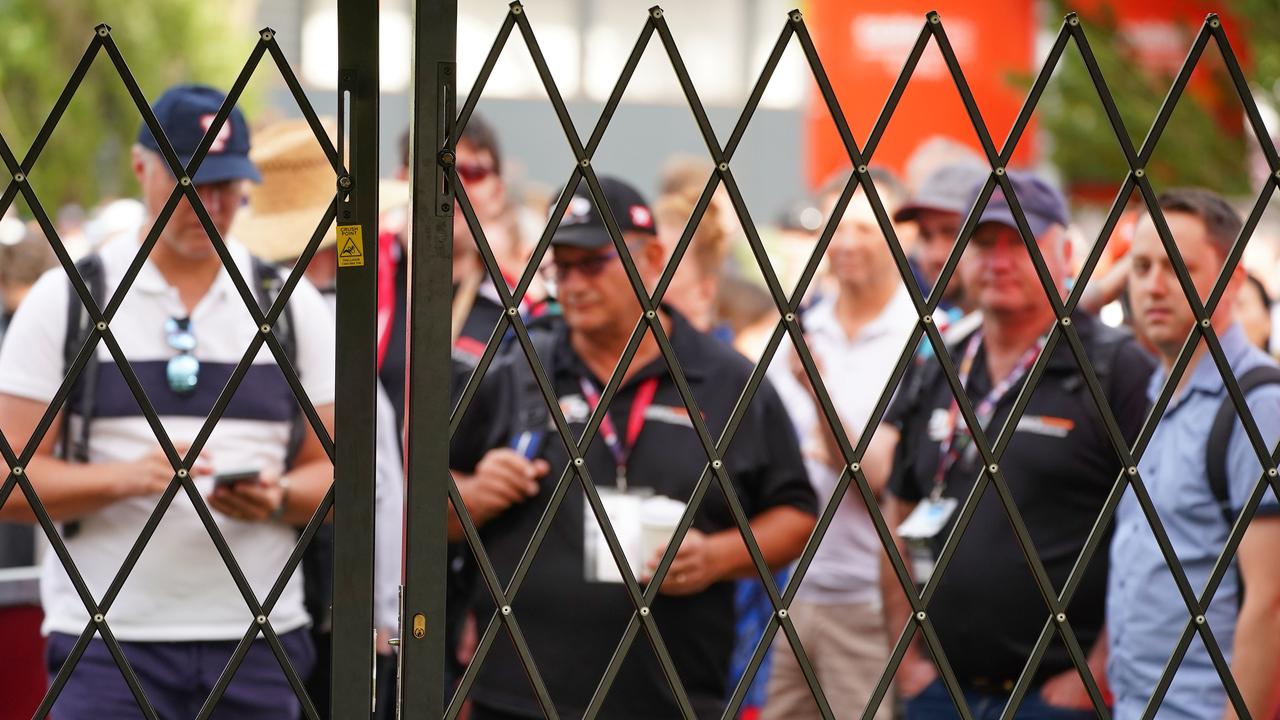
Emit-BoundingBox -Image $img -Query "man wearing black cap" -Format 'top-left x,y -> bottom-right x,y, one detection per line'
0,84 -> 335,718
449,176 -> 817,719
875,171 -> 1155,717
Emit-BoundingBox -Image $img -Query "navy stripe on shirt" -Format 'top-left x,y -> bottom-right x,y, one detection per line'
73,360 -> 298,422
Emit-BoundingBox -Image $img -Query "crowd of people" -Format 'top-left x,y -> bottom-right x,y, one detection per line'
1,82 -> 1279,720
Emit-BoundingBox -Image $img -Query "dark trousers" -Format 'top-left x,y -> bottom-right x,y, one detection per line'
45,629 -> 315,720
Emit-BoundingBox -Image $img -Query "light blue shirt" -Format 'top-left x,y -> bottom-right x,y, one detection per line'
1108,324 -> 1280,719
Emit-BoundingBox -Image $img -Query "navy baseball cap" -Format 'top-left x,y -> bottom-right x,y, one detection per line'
551,176 -> 657,249
136,84 -> 260,184
972,170 -> 1069,237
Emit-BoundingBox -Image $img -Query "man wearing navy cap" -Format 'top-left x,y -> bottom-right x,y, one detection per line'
0,84 -> 336,718
874,171 -> 1155,717
449,176 -> 816,719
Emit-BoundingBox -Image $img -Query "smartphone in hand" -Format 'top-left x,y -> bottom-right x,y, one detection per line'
212,469 -> 261,488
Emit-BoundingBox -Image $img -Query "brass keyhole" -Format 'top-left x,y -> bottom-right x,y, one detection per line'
412,613 -> 426,639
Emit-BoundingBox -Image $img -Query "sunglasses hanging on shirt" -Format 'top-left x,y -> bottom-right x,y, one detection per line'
165,316 -> 200,396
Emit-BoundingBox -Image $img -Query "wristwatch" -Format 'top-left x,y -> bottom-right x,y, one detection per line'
270,474 -> 291,522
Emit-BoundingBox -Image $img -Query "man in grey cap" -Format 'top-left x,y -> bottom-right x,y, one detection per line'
448,176 -> 816,719
895,163 -> 989,314
871,171 -> 1155,717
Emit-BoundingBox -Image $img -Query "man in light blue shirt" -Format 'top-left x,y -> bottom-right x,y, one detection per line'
1110,187 -> 1280,719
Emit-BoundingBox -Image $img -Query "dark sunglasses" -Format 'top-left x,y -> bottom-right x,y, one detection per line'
550,249 -> 621,282
456,162 -> 495,184
165,317 -> 199,396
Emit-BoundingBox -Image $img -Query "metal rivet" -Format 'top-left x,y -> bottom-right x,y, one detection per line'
850,462 -> 861,473
916,610 -> 927,621
506,307 -> 518,317
11,466 -> 23,477
778,608 -> 789,619
94,613 -> 104,623
639,607 -> 650,616
988,464 -> 999,474
13,173 -> 25,183
260,30 -> 274,42
1209,18 -> 1220,28
96,321 -> 107,332
501,605 -> 512,615
1195,614 -> 1205,625
1056,612 -> 1066,623
1061,316 -> 1072,326
177,468 -> 189,479
929,14 -> 940,25
260,323 -> 271,334
1128,466 -> 1138,476
256,615 -> 266,624
1134,168 -> 1145,178
1268,468 -> 1277,478
180,176 -> 193,187
712,460 -> 722,469
790,11 -> 803,23
338,175 -> 352,189
1068,16 -> 1080,26
441,204 -> 451,212
511,4 -> 523,15
1274,169 -> 1280,181
995,167 -> 1005,176
1201,318 -> 1211,328
922,315 -> 933,324
573,458 -> 584,467
645,310 -> 656,319
579,158 -> 590,168
784,313 -> 796,323
650,8 -> 663,19
857,165 -> 868,174
718,162 -> 728,172
97,26 -> 110,37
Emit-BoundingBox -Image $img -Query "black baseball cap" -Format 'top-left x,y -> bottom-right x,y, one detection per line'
136,84 -> 260,184
551,176 -> 657,249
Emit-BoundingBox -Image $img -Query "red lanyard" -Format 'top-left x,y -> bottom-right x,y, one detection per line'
931,331 -> 1046,496
578,376 -> 660,491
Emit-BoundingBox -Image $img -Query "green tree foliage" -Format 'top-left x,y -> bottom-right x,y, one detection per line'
0,1 -> 255,213
1038,1 -> 1280,200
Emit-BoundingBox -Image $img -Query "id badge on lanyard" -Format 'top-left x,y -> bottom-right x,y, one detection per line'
579,377 -> 686,583
897,330 -> 1044,582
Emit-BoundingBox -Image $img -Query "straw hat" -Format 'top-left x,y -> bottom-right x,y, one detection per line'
232,118 -> 410,262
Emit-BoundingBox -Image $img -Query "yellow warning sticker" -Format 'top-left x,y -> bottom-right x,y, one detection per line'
337,225 -> 365,268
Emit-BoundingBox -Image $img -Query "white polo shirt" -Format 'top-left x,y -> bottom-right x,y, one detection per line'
770,287 -> 917,605
0,235 -> 336,641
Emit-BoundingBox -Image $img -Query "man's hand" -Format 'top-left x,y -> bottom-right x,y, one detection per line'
116,446 -> 211,500
458,449 -> 547,527
1038,668 -> 1096,710
207,468 -> 287,522
645,528 -> 721,596
897,649 -> 938,699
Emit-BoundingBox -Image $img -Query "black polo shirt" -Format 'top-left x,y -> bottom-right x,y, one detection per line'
451,309 -> 815,719
888,312 -> 1154,686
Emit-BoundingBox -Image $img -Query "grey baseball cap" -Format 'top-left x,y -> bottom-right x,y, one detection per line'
973,170 -> 1070,237
893,163 -> 989,222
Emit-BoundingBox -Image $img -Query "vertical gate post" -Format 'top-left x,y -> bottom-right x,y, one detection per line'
399,0 -> 457,716
334,0 -> 380,716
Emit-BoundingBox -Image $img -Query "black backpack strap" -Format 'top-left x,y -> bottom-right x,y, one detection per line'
249,257 -> 303,468
60,254 -> 107,464
1206,365 -> 1280,528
